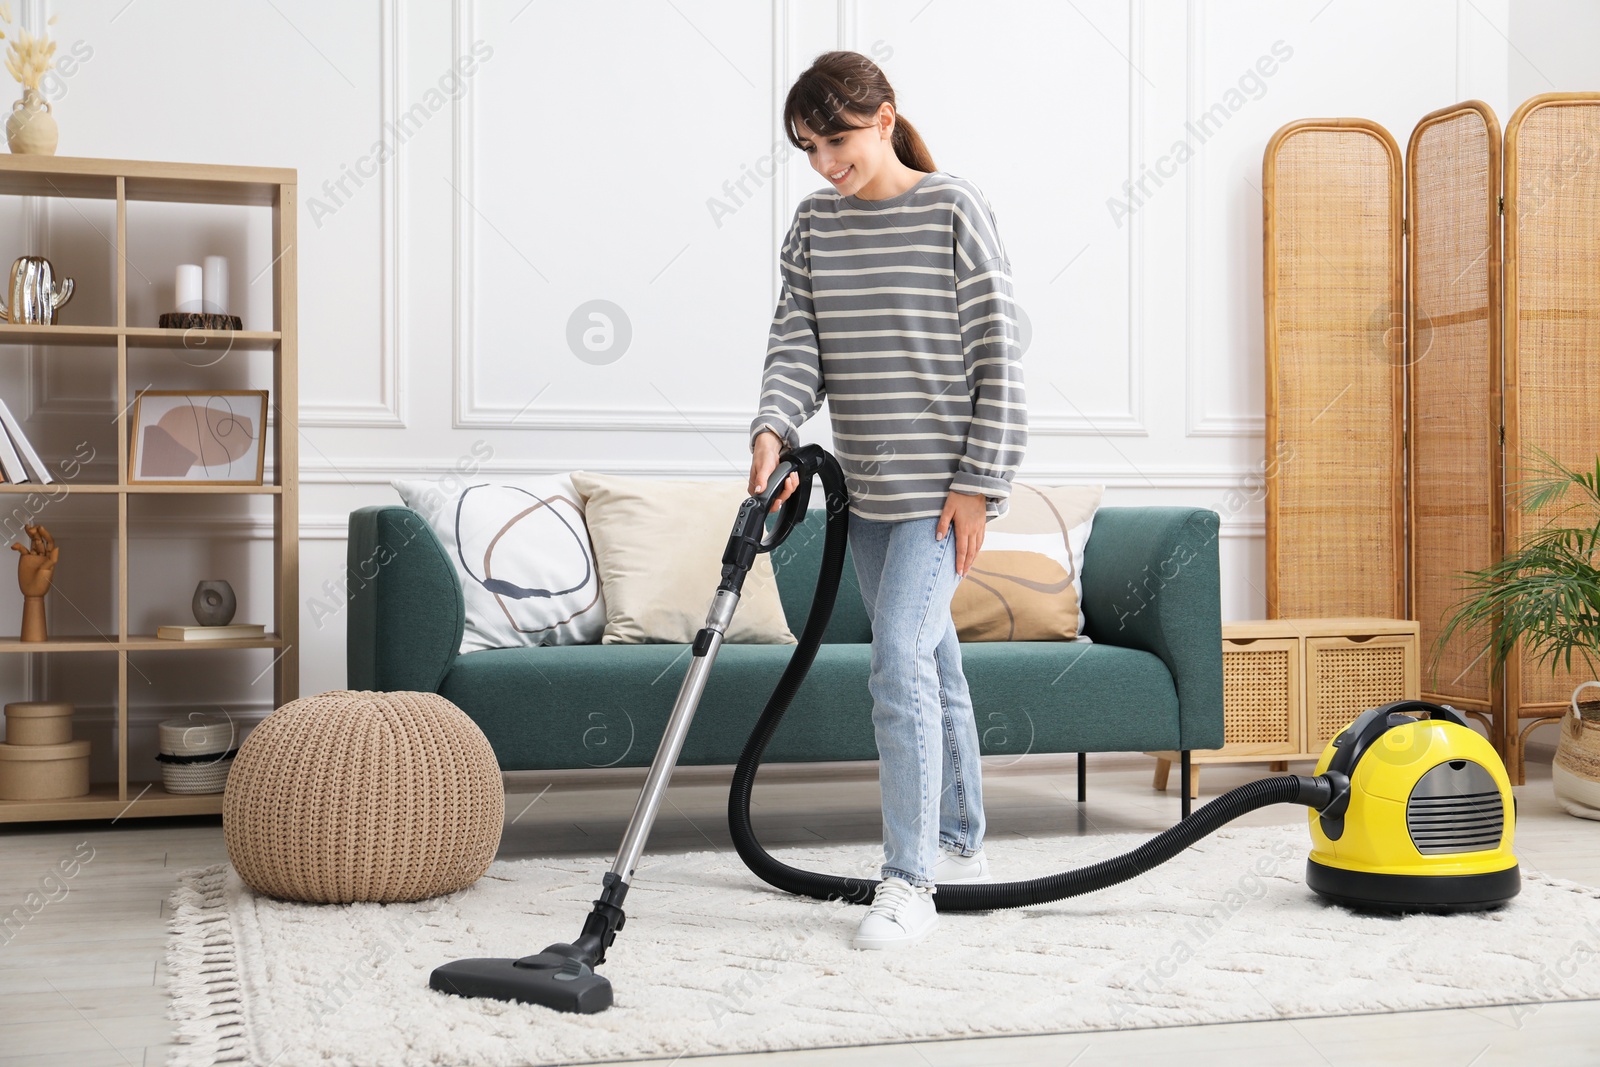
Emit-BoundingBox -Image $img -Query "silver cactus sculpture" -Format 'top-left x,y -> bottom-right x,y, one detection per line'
0,256 -> 74,325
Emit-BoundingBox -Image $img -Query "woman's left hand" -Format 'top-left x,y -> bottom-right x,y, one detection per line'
936,490 -> 987,577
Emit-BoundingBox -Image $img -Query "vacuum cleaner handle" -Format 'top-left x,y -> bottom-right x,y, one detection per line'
753,445 -> 830,552
1319,699 -> 1471,838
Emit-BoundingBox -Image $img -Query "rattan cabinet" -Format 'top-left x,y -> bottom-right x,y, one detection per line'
1149,618 -> 1419,798
0,155 -> 298,823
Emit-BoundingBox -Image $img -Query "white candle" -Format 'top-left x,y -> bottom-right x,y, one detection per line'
202,255 -> 228,315
175,264 -> 203,314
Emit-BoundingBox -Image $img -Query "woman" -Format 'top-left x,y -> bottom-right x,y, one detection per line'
747,50 -> 1028,949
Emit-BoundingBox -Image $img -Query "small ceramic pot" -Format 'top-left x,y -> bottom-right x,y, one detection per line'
192,580 -> 237,626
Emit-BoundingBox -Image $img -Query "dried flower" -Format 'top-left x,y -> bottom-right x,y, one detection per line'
0,8 -> 56,91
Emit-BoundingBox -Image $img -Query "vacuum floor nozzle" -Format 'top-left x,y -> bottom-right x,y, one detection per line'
429,951 -> 613,1014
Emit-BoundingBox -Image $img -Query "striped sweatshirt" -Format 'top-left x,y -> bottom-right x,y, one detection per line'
749,170 -> 1028,522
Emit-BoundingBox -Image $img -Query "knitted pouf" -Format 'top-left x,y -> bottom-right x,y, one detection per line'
223,690 -> 505,903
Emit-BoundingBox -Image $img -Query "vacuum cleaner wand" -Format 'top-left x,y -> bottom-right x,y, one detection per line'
429,452 -> 820,1014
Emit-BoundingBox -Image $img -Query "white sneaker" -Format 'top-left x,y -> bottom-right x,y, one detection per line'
932,846 -> 992,883
852,877 -> 937,950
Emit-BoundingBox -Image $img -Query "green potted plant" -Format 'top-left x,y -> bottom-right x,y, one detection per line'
1434,446 -> 1600,818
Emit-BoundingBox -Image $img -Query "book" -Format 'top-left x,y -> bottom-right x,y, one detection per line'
156,623 -> 266,641
0,407 -> 28,484
0,397 -> 51,484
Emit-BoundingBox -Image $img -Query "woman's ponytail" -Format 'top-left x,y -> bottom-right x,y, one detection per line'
889,114 -> 936,173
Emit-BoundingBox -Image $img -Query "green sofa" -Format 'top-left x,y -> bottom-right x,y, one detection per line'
346,505 -> 1225,814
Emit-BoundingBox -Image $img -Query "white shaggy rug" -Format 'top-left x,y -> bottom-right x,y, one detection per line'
166,824 -> 1600,1066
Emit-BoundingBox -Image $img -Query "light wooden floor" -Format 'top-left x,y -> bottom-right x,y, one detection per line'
1,749 -> 1596,1066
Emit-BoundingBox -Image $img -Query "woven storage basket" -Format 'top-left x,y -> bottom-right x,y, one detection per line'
1554,682 -> 1600,820
157,717 -> 236,794
223,690 -> 504,903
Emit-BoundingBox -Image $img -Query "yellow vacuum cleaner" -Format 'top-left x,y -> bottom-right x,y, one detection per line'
1306,699 -> 1520,912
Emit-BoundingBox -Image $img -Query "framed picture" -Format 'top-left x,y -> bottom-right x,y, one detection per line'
128,390 -> 267,485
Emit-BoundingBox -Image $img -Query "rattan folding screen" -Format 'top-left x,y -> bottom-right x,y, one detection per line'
1263,93 -> 1600,783
1406,101 -> 1502,738
1503,94 -> 1600,780
1262,119 -> 1407,622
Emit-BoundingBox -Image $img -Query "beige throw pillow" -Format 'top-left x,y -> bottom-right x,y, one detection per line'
569,472 -> 797,645
952,483 -> 1104,641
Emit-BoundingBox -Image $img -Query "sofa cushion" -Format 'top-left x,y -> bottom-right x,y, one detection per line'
439,640 -> 1180,772
952,483 -> 1103,641
570,472 -> 795,645
391,475 -> 606,652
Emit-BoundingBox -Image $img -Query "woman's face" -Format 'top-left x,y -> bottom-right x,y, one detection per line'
794,104 -> 892,195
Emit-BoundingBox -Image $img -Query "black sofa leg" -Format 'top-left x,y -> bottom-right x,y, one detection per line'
1180,751 -> 1192,819
1076,752 -> 1086,803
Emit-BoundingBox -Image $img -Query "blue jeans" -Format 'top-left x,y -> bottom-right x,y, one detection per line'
849,514 -> 987,889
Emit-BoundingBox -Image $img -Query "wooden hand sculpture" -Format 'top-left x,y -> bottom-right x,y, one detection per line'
13,523 -> 57,642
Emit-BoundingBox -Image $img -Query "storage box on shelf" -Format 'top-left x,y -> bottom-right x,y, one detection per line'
0,700 -> 87,800
1148,617 -> 1420,798
0,155 -> 298,824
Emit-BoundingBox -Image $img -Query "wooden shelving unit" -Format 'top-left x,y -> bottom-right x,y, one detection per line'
0,155 -> 298,824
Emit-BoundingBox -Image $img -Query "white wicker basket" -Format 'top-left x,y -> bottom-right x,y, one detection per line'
157,717 -> 237,794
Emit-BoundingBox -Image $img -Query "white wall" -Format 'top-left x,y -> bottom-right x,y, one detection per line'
1509,0 -> 1600,103
4,0 -> 1588,765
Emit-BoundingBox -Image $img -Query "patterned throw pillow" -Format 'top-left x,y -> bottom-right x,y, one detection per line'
392,475 -> 606,652
951,483 -> 1103,641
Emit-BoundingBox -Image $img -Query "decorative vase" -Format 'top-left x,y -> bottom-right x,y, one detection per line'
5,87 -> 57,156
192,580 -> 237,626
1552,681 -> 1600,820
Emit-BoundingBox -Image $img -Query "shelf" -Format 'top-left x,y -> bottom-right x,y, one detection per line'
0,154 -> 293,206
0,635 -> 118,652
126,633 -> 285,651
0,633 -> 284,652
126,328 -> 280,350
0,325 -> 122,346
0,484 -> 281,494
0,483 -> 119,493
124,484 -> 283,494
0,325 -> 280,349
0,781 -> 224,824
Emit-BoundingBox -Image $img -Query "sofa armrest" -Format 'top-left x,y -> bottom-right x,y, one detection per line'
345,505 -> 464,693
1081,506 -> 1224,750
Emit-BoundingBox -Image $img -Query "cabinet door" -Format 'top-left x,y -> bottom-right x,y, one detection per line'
1304,634 -> 1420,750
1220,636 -> 1301,756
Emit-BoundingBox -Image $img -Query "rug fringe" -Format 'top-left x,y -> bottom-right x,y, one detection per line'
166,863 -> 252,1066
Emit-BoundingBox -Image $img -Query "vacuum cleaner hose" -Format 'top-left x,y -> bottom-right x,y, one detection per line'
727,445 -> 1337,912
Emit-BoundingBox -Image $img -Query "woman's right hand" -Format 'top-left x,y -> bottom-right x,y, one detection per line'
749,430 -> 800,513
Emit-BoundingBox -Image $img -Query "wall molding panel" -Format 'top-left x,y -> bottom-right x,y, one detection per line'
452,0 -> 1147,436
297,0 -> 406,428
